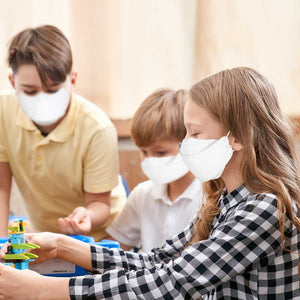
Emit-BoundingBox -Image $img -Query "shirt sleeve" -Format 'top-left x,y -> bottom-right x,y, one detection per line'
0,101 -> 8,162
83,126 -> 119,194
105,186 -> 141,248
69,195 -> 282,299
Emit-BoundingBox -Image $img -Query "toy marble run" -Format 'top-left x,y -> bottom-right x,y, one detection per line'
2,219 -> 40,270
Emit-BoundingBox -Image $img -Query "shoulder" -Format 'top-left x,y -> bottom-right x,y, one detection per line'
234,192 -> 278,223
72,93 -> 114,130
128,180 -> 157,202
0,90 -> 19,121
0,90 -> 18,105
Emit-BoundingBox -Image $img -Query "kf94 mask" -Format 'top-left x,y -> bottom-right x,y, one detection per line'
18,88 -> 70,126
141,153 -> 189,185
179,132 -> 234,182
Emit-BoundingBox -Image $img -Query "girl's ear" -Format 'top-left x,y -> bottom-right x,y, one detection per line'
229,135 -> 243,151
8,73 -> 15,89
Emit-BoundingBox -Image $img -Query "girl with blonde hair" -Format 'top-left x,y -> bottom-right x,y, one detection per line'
0,67 -> 299,299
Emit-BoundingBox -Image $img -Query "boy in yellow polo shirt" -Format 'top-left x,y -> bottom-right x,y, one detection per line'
0,25 -> 126,241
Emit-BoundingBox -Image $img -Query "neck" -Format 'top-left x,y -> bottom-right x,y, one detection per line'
35,115 -> 65,134
167,171 -> 195,201
221,151 -> 243,194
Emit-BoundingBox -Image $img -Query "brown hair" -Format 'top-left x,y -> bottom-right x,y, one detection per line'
187,67 -> 300,248
131,88 -> 188,147
7,25 -> 72,89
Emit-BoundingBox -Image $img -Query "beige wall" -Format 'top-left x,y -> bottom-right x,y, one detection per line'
195,0 -> 300,116
0,0 -> 299,118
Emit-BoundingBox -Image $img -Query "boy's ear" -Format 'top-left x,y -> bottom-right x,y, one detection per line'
8,73 -> 15,89
70,71 -> 77,88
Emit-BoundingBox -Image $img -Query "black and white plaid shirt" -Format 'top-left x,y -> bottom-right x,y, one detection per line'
69,184 -> 300,299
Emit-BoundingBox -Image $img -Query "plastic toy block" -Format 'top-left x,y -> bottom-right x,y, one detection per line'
2,219 -> 39,270
3,254 -> 30,260
24,253 -> 38,259
10,243 -> 40,250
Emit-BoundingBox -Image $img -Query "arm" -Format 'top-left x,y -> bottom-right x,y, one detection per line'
105,186 -> 142,251
59,126 -> 120,235
69,195 -> 281,299
0,263 -> 70,300
58,191 -> 111,235
0,162 -> 12,237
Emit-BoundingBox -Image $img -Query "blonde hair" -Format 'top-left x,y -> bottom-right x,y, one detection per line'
131,89 -> 187,147
187,67 -> 300,248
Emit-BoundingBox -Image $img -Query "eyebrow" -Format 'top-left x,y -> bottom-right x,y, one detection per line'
185,122 -> 203,128
20,83 -> 59,88
20,84 -> 38,88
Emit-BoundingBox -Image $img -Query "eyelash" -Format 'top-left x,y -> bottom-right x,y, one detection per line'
24,91 -> 37,95
24,89 -> 58,95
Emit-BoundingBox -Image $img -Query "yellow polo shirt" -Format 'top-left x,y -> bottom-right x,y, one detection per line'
0,90 -> 126,241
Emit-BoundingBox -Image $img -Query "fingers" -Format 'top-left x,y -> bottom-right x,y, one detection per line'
0,242 -> 11,259
68,207 -> 86,223
58,217 -> 75,235
58,207 -> 88,235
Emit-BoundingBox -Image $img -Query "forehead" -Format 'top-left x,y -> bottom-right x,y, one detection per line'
14,64 -> 59,88
184,98 -> 213,127
143,136 -> 180,149
14,64 -> 41,85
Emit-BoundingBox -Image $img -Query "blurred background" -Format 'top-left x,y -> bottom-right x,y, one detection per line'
0,0 -> 300,214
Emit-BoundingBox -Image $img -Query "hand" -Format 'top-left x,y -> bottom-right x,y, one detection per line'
0,263 -> 43,299
0,232 -> 60,264
58,206 -> 92,235
0,263 -> 70,300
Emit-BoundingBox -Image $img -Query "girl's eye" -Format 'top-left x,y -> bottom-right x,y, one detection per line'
191,133 -> 200,137
24,91 -> 37,95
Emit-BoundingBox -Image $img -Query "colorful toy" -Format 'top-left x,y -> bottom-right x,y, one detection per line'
2,219 -> 40,270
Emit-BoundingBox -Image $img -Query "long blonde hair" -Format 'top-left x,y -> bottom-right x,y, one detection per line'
188,67 -> 300,247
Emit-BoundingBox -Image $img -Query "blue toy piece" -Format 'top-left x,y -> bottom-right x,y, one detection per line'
2,219 -> 40,270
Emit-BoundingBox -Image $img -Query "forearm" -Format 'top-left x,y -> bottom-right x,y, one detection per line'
86,201 -> 110,229
57,235 -> 92,271
0,191 -> 10,237
38,276 -> 70,300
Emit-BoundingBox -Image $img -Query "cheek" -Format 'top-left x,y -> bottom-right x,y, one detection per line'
169,148 -> 180,156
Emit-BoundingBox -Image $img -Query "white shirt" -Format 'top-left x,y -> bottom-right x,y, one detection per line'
106,178 -> 203,252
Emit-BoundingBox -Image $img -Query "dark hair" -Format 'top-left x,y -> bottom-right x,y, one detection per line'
7,25 -> 72,89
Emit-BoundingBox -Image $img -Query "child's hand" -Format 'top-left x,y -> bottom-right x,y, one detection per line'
0,263 -> 70,299
0,232 -> 59,264
58,206 -> 92,235
0,263 -> 43,299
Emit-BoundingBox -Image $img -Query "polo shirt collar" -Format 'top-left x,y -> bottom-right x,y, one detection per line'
16,93 -> 79,143
153,178 -> 198,205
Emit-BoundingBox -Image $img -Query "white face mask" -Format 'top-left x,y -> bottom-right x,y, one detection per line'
18,88 -> 70,126
141,153 -> 189,185
179,132 -> 233,182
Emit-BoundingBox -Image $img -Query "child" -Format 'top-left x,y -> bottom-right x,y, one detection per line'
0,67 -> 299,299
0,25 -> 126,241
106,88 -> 203,252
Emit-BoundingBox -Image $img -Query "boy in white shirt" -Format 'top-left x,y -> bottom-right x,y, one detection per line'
106,89 -> 203,252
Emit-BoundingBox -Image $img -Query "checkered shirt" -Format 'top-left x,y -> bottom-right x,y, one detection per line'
69,184 -> 300,299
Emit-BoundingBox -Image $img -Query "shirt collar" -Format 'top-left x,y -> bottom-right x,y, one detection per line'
153,178 -> 199,205
218,184 -> 251,214
16,93 -> 79,143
